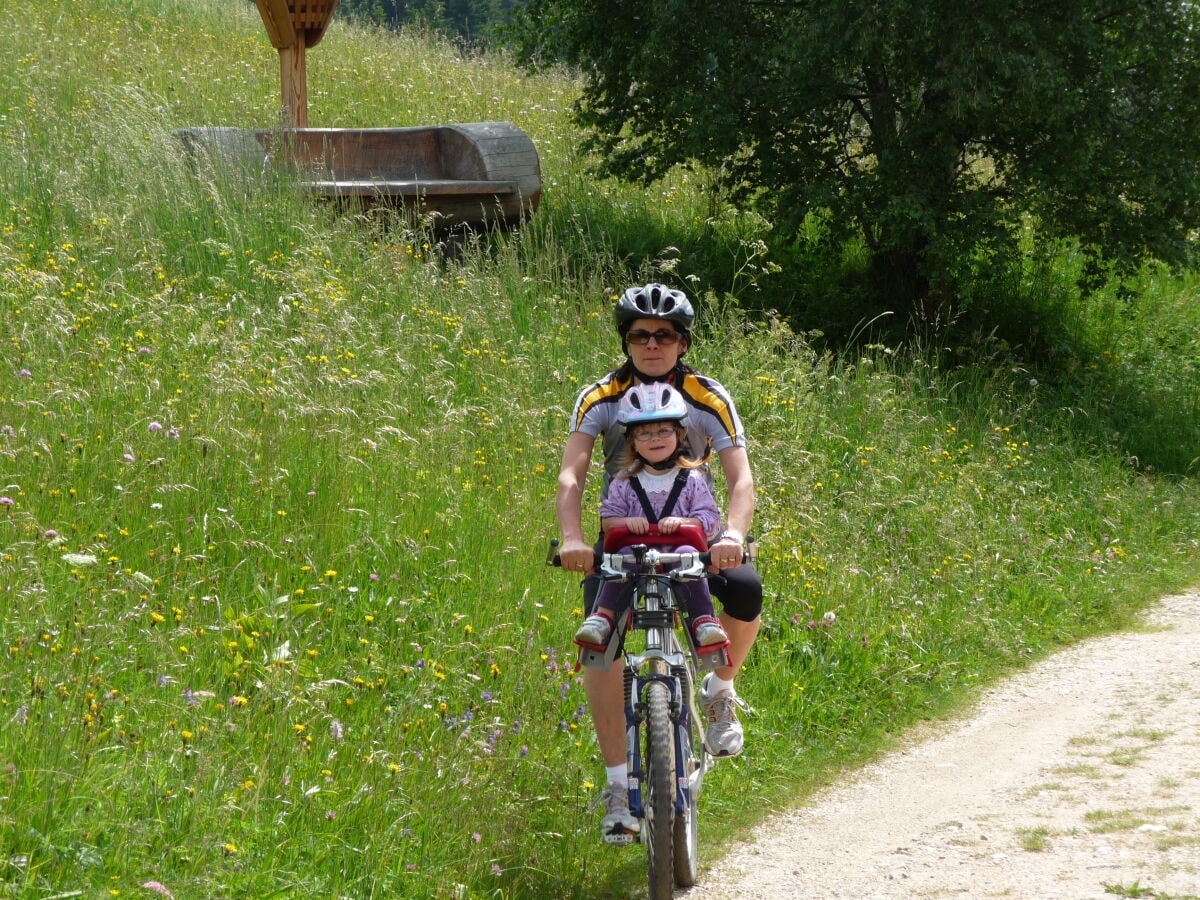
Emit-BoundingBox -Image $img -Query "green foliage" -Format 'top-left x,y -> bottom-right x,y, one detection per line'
513,0 -> 1200,315
337,0 -> 526,42
1,0 -> 1199,897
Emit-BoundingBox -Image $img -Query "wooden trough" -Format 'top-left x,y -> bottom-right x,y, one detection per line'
175,2 -> 541,230
175,121 -> 541,230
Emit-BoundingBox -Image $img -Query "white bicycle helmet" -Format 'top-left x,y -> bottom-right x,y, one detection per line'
617,383 -> 690,433
614,283 -> 695,334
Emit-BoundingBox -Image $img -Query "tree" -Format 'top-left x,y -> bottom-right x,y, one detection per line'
514,1 -> 1200,315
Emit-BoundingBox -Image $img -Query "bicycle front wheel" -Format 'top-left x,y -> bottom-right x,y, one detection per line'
644,678 -> 675,900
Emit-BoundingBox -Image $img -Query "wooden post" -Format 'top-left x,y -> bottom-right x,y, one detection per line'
254,0 -> 340,129
279,44 -> 308,128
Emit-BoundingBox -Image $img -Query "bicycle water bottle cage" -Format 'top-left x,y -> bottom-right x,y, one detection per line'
602,523 -> 709,552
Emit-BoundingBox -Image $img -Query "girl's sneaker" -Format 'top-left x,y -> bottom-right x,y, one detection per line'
575,613 -> 614,647
691,615 -> 728,648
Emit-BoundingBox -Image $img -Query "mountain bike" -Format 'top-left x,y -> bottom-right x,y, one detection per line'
550,523 -> 732,899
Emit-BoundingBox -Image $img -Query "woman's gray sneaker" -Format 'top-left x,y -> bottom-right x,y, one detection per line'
699,673 -> 746,758
595,782 -> 639,844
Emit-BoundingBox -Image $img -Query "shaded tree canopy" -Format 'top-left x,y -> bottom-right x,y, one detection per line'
514,1 -> 1200,313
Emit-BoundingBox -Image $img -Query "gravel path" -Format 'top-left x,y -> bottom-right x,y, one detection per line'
685,590 -> 1200,899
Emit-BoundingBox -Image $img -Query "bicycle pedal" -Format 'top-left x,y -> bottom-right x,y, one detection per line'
707,745 -> 743,760
603,830 -> 639,846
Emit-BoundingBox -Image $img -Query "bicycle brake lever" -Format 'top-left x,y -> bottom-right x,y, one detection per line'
670,556 -> 710,580
598,557 -> 630,580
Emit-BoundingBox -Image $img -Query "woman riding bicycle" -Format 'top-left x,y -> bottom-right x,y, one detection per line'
555,283 -> 763,839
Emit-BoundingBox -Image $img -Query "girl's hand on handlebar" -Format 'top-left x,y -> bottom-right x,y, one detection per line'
622,516 -> 650,535
657,516 -> 683,535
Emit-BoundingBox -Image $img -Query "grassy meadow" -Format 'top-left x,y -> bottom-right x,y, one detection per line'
2,0 -> 1200,897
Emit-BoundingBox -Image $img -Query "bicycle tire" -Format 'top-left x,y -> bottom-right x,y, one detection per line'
644,677 -> 675,900
673,666 -> 701,887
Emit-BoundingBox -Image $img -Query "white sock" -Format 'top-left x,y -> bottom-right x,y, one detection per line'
606,764 -> 627,786
706,674 -> 735,696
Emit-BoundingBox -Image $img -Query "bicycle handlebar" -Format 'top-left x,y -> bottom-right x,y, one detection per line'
547,535 -> 755,571
547,538 -> 716,581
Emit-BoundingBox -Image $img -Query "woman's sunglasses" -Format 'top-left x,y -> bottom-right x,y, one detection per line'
626,328 -> 682,346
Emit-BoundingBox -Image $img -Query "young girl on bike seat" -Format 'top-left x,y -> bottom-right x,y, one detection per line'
574,383 -> 730,650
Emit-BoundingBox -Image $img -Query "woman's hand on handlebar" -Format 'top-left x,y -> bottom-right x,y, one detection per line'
557,537 -> 595,574
708,534 -> 745,571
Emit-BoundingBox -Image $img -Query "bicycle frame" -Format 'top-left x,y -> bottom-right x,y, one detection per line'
549,531 -> 747,896
549,528 -> 753,897
580,544 -> 728,833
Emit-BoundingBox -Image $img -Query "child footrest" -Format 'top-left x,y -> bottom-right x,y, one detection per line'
694,642 -> 730,672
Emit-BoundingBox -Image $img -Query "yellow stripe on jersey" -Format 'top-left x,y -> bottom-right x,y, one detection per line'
677,373 -> 738,440
571,371 -> 634,432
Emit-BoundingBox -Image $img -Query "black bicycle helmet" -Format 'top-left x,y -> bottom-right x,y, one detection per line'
613,283 -> 695,335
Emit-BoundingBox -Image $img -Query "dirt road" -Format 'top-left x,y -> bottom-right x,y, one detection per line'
686,590 -> 1200,899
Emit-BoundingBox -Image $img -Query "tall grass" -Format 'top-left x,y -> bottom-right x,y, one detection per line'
1,0 -> 1199,897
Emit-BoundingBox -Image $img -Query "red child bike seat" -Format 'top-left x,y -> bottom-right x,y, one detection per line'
602,523 -> 709,553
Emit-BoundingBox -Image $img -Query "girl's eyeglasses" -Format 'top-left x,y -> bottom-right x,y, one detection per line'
626,329 -> 681,346
632,427 -> 677,443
